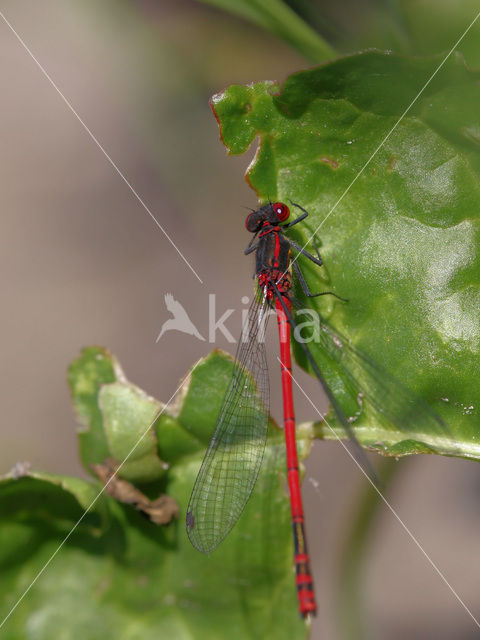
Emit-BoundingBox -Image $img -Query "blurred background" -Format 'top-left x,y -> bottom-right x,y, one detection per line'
0,1 -> 479,638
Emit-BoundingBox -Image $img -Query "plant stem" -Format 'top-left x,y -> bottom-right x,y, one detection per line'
197,0 -> 337,62
336,457 -> 401,640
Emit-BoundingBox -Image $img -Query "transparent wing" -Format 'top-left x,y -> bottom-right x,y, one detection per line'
310,314 -> 449,442
186,291 -> 270,553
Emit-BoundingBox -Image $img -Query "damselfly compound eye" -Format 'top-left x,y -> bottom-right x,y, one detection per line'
245,212 -> 261,232
272,202 -> 289,222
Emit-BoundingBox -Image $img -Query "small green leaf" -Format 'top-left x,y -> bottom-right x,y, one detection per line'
211,51 -> 480,459
68,346 -> 117,471
99,383 -> 165,483
69,347 -> 171,482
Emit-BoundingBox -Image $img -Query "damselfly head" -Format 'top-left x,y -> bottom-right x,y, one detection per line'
245,202 -> 290,232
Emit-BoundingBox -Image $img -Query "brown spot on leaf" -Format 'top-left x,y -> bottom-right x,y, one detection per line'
92,460 -> 179,525
319,156 -> 339,169
388,156 -> 397,171
276,101 -> 293,117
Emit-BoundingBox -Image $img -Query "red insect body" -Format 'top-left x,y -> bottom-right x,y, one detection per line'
276,296 -> 317,616
187,200 -> 450,621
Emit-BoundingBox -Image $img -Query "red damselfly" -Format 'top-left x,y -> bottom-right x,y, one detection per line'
186,201 -> 448,617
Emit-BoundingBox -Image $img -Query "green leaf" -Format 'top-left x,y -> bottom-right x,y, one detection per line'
99,383 -> 165,483
68,346 -> 117,471
69,347 -> 171,482
196,0 -> 336,62
211,51 -> 480,459
0,350 -> 310,638
398,1 -> 480,67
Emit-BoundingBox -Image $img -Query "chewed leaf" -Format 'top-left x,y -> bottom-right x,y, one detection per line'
212,51 -> 480,459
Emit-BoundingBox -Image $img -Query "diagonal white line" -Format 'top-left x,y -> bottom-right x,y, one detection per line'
0,10 -> 203,284
287,9 -> 480,276
0,365 -> 198,631
279,358 -> 480,630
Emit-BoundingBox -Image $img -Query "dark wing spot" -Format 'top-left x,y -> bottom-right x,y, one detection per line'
186,510 -> 195,530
